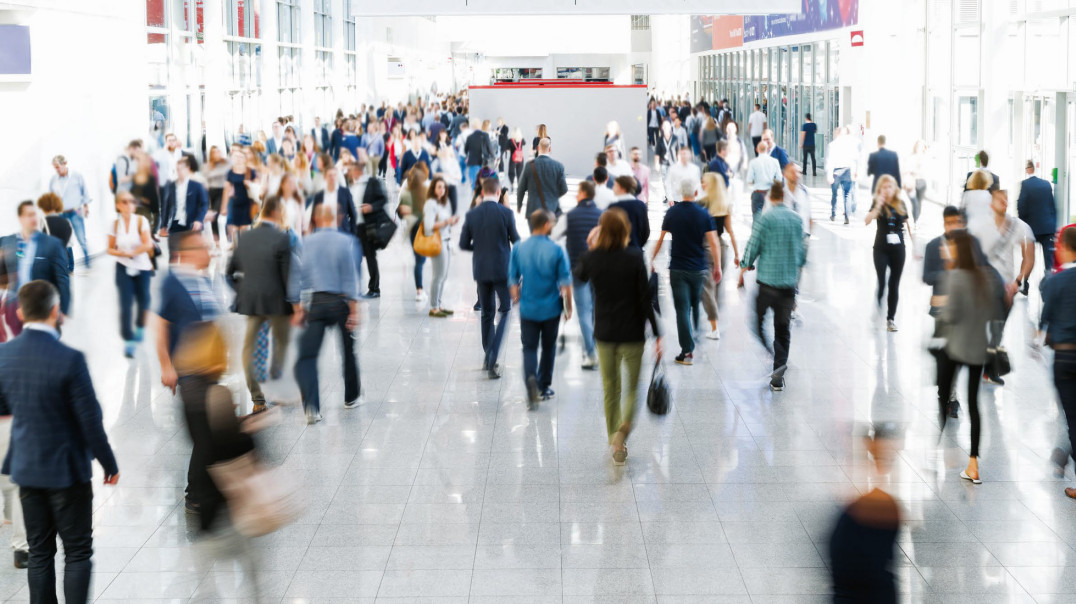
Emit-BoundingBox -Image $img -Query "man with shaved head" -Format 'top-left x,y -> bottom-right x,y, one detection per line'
517,138 -> 568,216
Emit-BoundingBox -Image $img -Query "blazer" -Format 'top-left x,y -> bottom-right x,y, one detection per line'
227,223 -> 297,316
459,199 -> 521,283
866,148 -> 902,191
1016,176 -> 1057,236
464,130 -> 493,167
310,186 -> 359,236
609,197 -> 651,249
0,328 -> 118,488
0,232 -> 70,315
161,179 -> 210,230
312,126 -> 330,152
516,155 -> 569,216
359,177 -> 391,226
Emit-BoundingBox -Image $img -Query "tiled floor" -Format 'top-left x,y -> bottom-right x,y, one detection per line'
1,178 -> 1074,603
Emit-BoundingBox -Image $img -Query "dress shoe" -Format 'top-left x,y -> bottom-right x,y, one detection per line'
13,550 -> 28,569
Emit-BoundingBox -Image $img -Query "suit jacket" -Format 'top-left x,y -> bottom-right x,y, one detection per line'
0,232 -> 70,315
867,148 -> 902,191
516,155 -> 569,216
359,177 -> 391,226
464,130 -> 493,167
1016,175 -> 1057,236
161,179 -> 209,230
459,199 -> 521,283
0,328 -> 118,488
310,186 -> 359,235
609,197 -> 651,249
312,126 -> 330,152
227,223 -> 297,316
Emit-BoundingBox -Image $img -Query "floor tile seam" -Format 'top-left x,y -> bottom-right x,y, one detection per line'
627,479 -> 661,599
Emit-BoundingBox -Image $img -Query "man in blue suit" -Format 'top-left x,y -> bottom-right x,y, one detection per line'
1017,159 -> 1059,292
460,176 -> 520,379
0,202 -> 71,336
159,155 -> 209,236
0,280 -> 118,603
867,135 -> 902,194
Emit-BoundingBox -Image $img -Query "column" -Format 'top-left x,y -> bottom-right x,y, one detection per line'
331,0 -> 347,113
203,0 -> 228,152
260,0 -> 281,128
299,0 -> 316,124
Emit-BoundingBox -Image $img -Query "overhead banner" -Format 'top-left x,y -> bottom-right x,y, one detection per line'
691,0 -> 858,52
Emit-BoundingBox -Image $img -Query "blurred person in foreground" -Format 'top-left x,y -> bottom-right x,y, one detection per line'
0,201 -> 71,338
0,280 -> 118,602
829,422 -> 902,603
1039,228 -> 1076,493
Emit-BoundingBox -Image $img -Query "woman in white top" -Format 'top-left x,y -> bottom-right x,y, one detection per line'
278,171 -> 306,236
423,176 -> 459,317
961,170 -> 997,252
724,121 -> 749,203
107,191 -> 155,358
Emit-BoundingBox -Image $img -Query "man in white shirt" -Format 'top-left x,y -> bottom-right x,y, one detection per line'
605,145 -> 633,181
665,147 -> 702,206
746,141 -> 782,216
48,155 -> 93,268
154,133 -> 183,185
825,127 -> 858,224
592,167 -> 616,210
747,104 -> 767,156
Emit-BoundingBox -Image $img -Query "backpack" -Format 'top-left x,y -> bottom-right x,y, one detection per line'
109,156 -> 129,194
511,141 -> 523,163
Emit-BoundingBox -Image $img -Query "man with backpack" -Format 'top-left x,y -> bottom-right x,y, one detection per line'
112,140 -> 142,195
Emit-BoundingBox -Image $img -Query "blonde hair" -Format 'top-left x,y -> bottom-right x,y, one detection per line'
873,174 -> 907,217
699,173 -> 729,217
173,322 -> 228,379
966,169 -> 993,191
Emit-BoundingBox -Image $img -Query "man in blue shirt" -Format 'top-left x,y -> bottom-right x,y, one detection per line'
510,209 -> 572,409
1040,228 -> 1076,492
799,113 -> 818,176
48,155 -> 93,268
650,181 -> 721,366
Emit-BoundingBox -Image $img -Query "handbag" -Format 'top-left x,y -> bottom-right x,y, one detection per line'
987,346 -> 1012,377
206,451 -> 301,537
647,359 -> 670,415
648,271 -> 661,316
366,219 -> 397,250
413,221 -> 442,257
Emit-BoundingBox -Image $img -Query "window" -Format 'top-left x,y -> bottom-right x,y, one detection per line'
957,95 -> 978,146
314,0 -> 332,49
631,15 -> 650,30
226,0 -> 260,39
279,46 -> 301,88
344,0 -> 357,52
277,0 -> 301,44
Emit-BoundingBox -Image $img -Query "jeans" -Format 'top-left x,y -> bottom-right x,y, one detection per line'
478,281 -> 511,369
295,294 -> 360,413
872,245 -> 906,321
802,145 -> 816,175
597,341 -> 644,440
429,243 -> 451,309
572,278 -> 596,357
21,481 -> 93,604
467,164 -> 482,189
409,221 -> 427,291
669,269 -> 706,354
830,168 -> 853,218
521,316 -> 560,390
755,283 -> 795,375
1054,350 -> 1076,464
936,352 -> 984,457
115,264 -> 151,342
242,315 -> 291,404
1036,233 -> 1056,279
0,417 -> 27,552
750,190 -> 766,217
62,209 -> 90,267
357,228 -> 381,294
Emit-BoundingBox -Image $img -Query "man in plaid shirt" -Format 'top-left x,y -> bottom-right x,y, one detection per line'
739,179 -> 806,391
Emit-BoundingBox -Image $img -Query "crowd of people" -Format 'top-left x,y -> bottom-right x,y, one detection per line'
0,88 -> 1073,604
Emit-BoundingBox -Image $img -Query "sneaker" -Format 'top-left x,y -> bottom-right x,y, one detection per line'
844,216 -> 850,225
983,371 -> 1005,386
706,328 -> 721,340
488,363 -> 502,379
415,291 -> 426,302
124,342 -> 135,358
364,291 -> 381,299
526,376 -> 540,410
948,399 -> 960,419
13,550 -> 28,569
674,352 -> 693,366
887,320 -> 898,332
540,388 -> 555,400
134,327 -> 144,342
306,409 -> 323,425
581,355 -> 598,370
473,301 -> 482,311
770,376 -> 785,391
344,395 -> 364,409
830,214 -> 836,222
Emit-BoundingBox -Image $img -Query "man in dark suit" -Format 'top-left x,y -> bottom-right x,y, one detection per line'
866,134 -> 902,193
460,176 -> 521,379
309,154 -> 359,235
312,116 -> 331,151
1017,159 -> 1058,292
609,175 -> 651,249
517,138 -> 569,216
347,160 -> 391,298
0,202 -> 71,335
963,150 -> 1000,192
0,280 -> 118,602
159,155 -> 209,236
227,196 -> 300,413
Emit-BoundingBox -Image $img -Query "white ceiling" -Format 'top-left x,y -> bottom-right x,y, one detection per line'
351,0 -> 799,17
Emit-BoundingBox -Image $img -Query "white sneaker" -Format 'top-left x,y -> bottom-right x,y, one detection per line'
344,395 -> 364,409
415,290 -> 426,302
887,320 -> 898,332
305,410 -> 323,425
581,355 -> 598,370
706,328 -> 721,340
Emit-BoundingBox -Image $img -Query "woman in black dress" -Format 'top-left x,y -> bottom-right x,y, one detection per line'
130,151 -> 161,235
222,149 -> 256,244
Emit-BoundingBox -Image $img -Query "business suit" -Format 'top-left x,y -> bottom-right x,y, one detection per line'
1017,175 -> 1058,279
227,223 -> 298,406
160,178 -> 209,232
460,199 -> 521,370
309,186 -> 359,236
355,177 -> 391,295
866,147 -> 902,192
0,327 -> 117,603
517,154 -> 569,216
0,232 -> 71,319
312,125 -> 330,152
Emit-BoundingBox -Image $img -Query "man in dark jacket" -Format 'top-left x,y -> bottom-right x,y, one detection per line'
227,196 -> 300,413
963,150 -> 1000,192
0,202 -> 71,334
608,175 -> 650,249
347,160 -> 392,298
460,176 -> 521,379
0,280 -> 118,602
866,134 -> 901,193
517,138 -> 569,216
558,181 -> 603,369
160,155 -> 209,236
1017,159 -> 1058,291
309,155 -> 359,235
464,121 -> 493,186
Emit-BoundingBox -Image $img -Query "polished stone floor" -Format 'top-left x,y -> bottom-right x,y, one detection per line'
0,176 -> 1073,603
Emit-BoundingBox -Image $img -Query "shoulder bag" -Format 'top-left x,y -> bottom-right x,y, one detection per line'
647,358 -> 671,415
413,219 -> 443,257
531,160 -> 548,211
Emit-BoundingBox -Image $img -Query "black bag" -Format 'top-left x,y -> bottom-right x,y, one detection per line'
366,219 -> 397,250
987,347 -> 1012,377
648,271 -> 661,316
647,359 -> 670,415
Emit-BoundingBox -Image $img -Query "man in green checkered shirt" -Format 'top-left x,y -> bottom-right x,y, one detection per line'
738,179 -> 806,391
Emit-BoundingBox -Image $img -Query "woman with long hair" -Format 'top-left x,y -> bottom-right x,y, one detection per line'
204,146 -> 230,252
265,153 -> 287,198
507,128 -> 526,191
865,174 -> 915,331
424,176 -> 459,317
697,173 -> 739,340
387,123 -> 406,182
106,191 -> 154,357
574,209 -> 661,465
700,116 -> 720,162
302,133 -> 319,165
222,149 -> 256,244
36,193 -> 73,272
532,123 -> 549,156
397,162 -> 431,300
130,150 -> 162,237
937,229 -> 993,484
278,171 -> 306,236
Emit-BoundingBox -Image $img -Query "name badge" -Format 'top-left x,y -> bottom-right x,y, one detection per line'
886,233 -> 901,245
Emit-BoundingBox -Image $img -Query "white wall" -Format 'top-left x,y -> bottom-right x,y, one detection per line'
648,15 -> 692,98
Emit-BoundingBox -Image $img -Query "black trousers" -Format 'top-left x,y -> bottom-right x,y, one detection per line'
478,281 -> 511,369
872,245 -> 906,321
802,145 -> 816,175
936,352 -> 984,457
752,136 -> 763,156
755,284 -> 795,375
21,481 -> 94,604
356,228 -> 380,294
295,293 -> 360,413
1055,350 -> 1076,462
647,126 -> 658,147
180,374 -> 226,532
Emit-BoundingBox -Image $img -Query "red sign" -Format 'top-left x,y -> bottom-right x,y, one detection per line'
850,30 -> 864,46
712,16 -> 745,50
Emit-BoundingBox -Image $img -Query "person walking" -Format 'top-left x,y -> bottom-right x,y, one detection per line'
650,181 -> 721,366
558,181 -> 603,370
865,175 -> 915,332
36,193 -> 74,272
204,146 -> 230,253
507,129 -> 526,192
131,151 -> 162,236
608,176 -> 650,250
106,192 -> 155,358
309,155 -> 359,235
826,127 -> 858,224
738,182 -> 806,391
349,160 -> 390,298
746,141 -> 782,216
0,280 -> 119,603
0,202 -> 71,335
510,210 -> 572,409
516,138 -> 568,216
295,205 -> 363,425
629,146 -> 651,204
424,176 -> 460,317
799,113 -> 818,176
866,135 -> 902,194
697,172 -> 739,341
397,162 -> 431,301
762,129 -> 789,170
963,150 -> 1000,193
1017,159 -> 1058,293
574,209 -> 662,465
222,149 -> 257,243
159,155 -> 209,237
1039,228 -> 1076,494
665,147 -> 702,206
460,177 -> 521,379
48,155 -> 93,269
464,120 -> 493,187
227,196 -> 300,414
747,104 -> 766,155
